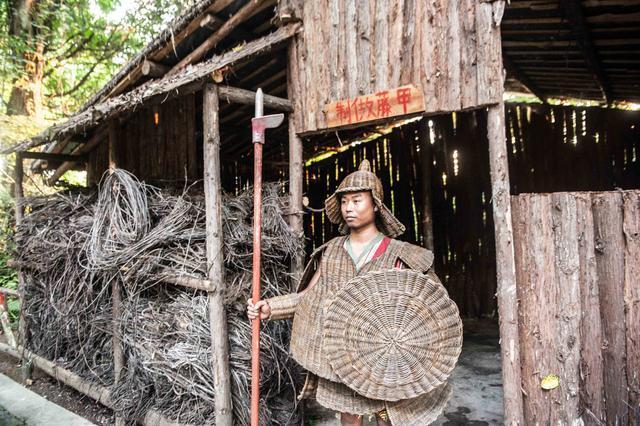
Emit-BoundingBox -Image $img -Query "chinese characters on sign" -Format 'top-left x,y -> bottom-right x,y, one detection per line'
324,85 -> 425,128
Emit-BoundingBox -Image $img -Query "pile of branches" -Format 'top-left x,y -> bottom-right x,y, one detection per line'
15,170 -> 304,425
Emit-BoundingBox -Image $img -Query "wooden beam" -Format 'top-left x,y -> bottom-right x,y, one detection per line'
141,60 -> 170,78
4,24 -> 301,154
20,151 -> 87,162
218,85 -> 292,111
30,135 -> 75,172
0,342 -> 195,426
200,13 -> 223,31
169,0 -> 268,76
47,127 -> 107,186
202,83 -> 233,426
559,0 -> 613,104
487,101 -> 525,425
160,275 -> 213,291
503,54 -> 548,104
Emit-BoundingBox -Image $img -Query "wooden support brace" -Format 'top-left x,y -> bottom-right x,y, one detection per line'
558,0 -> 612,104
0,342 -> 195,426
503,54 -> 548,104
218,85 -> 292,111
141,60 -> 170,78
160,275 -> 213,291
47,127 -> 108,186
203,83 -> 233,426
20,151 -> 88,162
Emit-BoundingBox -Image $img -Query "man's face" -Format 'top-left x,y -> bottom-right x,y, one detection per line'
340,191 -> 376,230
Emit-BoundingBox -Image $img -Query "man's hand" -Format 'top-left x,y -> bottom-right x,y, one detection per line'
247,299 -> 271,321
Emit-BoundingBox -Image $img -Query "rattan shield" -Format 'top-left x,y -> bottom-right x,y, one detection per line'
323,269 -> 463,401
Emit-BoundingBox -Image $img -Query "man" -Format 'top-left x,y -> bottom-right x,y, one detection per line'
248,160 -> 449,425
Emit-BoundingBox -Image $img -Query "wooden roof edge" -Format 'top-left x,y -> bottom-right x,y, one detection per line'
79,0 -> 224,112
2,23 -> 301,155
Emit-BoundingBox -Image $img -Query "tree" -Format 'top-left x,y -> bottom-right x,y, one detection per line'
1,0 -> 198,119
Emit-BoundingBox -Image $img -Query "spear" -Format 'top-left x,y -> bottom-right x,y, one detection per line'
250,88 -> 284,426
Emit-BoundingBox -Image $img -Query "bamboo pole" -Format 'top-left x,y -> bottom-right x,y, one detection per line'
487,101 -> 525,425
419,119 -> 435,251
203,83 -> 233,425
287,116 -> 305,289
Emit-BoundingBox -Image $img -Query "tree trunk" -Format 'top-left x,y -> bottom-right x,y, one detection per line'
6,0 -> 44,118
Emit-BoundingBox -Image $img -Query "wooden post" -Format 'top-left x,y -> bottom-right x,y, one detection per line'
14,153 -> 23,225
288,116 -> 304,289
419,119 -> 435,251
487,101 -> 524,425
108,120 -> 126,426
13,153 -> 28,352
203,83 -> 233,425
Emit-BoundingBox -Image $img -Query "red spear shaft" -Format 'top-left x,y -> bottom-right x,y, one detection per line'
250,89 -> 284,426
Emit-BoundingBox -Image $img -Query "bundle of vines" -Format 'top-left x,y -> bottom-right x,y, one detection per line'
15,169 -> 304,425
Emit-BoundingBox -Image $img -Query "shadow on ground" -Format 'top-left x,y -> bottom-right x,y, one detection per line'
307,318 -> 503,425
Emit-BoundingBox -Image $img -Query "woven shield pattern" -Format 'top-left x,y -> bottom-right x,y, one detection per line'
323,269 -> 463,401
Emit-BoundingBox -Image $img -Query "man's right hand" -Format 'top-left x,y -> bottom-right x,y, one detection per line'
247,299 -> 271,321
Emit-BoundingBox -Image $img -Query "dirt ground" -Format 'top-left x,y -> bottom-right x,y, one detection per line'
0,348 -> 113,425
0,318 -> 501,425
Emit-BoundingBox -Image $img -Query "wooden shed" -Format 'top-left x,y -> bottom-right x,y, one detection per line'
2,0 -> 639,424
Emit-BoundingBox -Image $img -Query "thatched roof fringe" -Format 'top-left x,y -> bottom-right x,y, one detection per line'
3,23 -> 301,155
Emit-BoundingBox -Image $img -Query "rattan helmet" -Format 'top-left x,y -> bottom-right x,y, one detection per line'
324,160 -> 405,238
323,268 -> 463,401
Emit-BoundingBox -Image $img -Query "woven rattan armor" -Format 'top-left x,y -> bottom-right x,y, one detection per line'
289,236 -> 434,381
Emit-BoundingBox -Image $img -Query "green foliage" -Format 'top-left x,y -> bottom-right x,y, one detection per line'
0,185 -> 18,325
1,0 -> 198,118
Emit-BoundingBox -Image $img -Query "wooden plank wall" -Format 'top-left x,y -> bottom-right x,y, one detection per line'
506,104 -> 640,194
511,190 -> 639,425
304,110 -> 497,318
302,104 -> 639,319
290,0 -> 504,133
87,95 -> 199,185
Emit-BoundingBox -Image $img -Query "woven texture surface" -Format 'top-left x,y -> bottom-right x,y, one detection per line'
323,269 -> 463,401
324,160 -> 406,238
290,237 -> 408,381
387,381 -> 453,425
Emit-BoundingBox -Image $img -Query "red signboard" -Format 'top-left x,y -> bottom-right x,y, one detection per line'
324,85 -> 425,128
